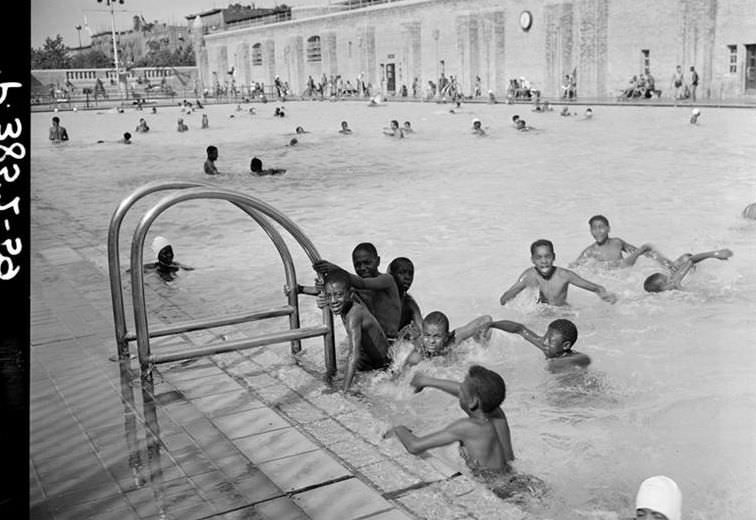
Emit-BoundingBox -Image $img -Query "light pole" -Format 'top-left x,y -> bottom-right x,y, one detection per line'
75,25 -> 82,48
97,0 -> 124,85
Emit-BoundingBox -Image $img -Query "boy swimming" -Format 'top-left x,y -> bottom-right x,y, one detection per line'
135,118 -> 150,133
643,248 -> 733,293
500,239 -> 617,306
138,236 -> 194,282
314,242 -> 402,340
384,120 -> 404,138
472,118 -> 486,136
204,146 -> 219,175
488,318 -> 590,369
339,121 -> 352,134
250,157 -> 286,176
572,215 -> 657,268
323,270 -> 391,392
385,366 -> 514,472
402,121 -> 414,133
388,257 -> 423,339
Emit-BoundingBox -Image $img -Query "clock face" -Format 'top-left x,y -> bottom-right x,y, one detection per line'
520,11 -> 533,31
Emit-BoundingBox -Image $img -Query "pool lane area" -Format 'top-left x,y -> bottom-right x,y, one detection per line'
29,200 -> 525,520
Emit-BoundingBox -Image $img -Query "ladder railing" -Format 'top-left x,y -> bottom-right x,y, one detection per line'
108,182 -> 335,377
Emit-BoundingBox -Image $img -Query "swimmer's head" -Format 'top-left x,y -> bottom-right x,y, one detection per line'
589,215 -> 610,244
352,242 -> 380,278
390,120 -> 399,129
463,365 -> 506,414
512,115 -> 520,123
422,311 -> 451,353
516,119 -> 526,129
530,239 -> 556,274
52,116 -> 60,124
472,118 -> 482,129
691,108 -> 701,116
323,269 -> 353,315
295,126 -> 305,134
643,273 -> 669,293
388,257 -> 414,293
635,475 -> 682,520
403,121 -> 412,129
250,157 -> 263,173
544,319 -> 578,355
289,137 -> 298,146
123,132 -> 131,141
341,120 -> 349,129
206,145 -> 218,160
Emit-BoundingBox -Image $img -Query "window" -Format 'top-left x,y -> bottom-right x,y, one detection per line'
252,43 -> 263,66
307,35 -> 321,63
728,45 -> 737,73
641,49 -> 650,75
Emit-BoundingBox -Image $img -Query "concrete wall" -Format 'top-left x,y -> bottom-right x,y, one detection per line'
196,0 -> 756,99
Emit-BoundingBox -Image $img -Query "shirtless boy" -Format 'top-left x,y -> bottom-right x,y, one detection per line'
488,318 -> 590,369
572,215 -> 658,268
643,248 -> 733,293
323,270 -> 391,391
500,239 -> 617,306
204,146 -> 219,175
388,257 -> 423,339
314,242 -> 402,339
385,366 -> 514,472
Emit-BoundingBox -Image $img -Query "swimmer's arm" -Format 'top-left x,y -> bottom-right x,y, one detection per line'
405,294 -> 423,333
174,262 -> 194,271
410,373 -> 460,396
690,248 -> 733,264
348,272 -> 395,291
61,128 -> 69,141
452,315 -> 493,344
389,420 -> 467,455
570,245 -> 594,267
620,239 -> 639,255
312,260 -> 344,276
342,312 -> 363,392
565,270 -> 617,303
620,243 -> 653,267
393,349 -> 423,378
548,352 -> 591,370
488,320 -> 546,353
499,270 -> 530,305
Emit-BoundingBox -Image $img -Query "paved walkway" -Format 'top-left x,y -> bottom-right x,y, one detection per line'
29,197 -> 524,520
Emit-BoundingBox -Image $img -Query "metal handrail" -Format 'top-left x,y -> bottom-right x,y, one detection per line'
108,181 -> 304,358
128,186 -> 335,375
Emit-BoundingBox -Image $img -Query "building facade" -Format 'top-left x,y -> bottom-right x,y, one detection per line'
191,0 -> 756,100
90,16 -> 191,68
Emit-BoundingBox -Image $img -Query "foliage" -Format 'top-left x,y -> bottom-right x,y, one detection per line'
133,44 -> 195,68
70,49 -> 113,69
31,35 -> 71,69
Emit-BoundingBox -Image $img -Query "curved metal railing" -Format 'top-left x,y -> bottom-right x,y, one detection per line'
107,182 -> 335,377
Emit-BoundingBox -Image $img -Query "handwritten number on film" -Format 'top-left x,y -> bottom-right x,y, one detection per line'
0,82 -> 23,280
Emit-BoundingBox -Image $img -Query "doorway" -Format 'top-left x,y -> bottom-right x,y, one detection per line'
746,44 -> 756,91
386,63 -> 396,93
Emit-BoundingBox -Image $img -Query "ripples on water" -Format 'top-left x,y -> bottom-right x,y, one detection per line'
32,103 -> 756,518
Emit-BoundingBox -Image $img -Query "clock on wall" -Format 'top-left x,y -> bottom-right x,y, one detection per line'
520,10 -> 533,31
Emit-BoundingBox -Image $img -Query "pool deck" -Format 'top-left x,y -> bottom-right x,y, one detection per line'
29,197 -> 523,519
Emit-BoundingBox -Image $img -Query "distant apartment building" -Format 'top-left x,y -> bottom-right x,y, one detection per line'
188,0 -> 756,100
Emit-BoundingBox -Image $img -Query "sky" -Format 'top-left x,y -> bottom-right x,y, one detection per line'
31,0 -> 321,48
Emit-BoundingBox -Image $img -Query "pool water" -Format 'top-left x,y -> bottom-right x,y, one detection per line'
32,101 -> 756,518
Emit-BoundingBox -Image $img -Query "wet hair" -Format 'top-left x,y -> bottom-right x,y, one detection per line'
588,215 -> 609,227
512,115 -> 520,122
530,239 -> 555,256
250,157 -> 263,172
207,145 -> 217,155
123,132 -> 132,140
390,120 -> 399,127
547,319 -> 578,348
296,126 -> 305,134
352,242 -> 378,258
516,119 -> 526,129
289,138 -> 298,146
643,273 -> 667,292
403,121 -> 411,127
467,365 -> 506,413
52,116 -> 60,124
341,120 -> 348,127
388,257 -> 414,274
324,269 -> 352,289
423,311 -> 450,333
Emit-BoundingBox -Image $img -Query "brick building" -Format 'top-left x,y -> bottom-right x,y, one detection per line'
189,0 -> 756,100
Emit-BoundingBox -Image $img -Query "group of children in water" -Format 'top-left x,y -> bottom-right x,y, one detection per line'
306,214 -> 730,517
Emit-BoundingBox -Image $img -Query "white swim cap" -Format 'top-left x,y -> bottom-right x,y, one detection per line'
692,108 -> 701,115
151,236 -> 171,257
635,475 -> 682,520
472,118 -> 481,124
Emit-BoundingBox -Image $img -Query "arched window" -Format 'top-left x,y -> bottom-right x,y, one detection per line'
252,43 -> 263,66
306,35 -> 321,63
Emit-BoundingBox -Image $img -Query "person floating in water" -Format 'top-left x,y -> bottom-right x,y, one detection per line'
49,116 -> 69,142
385,365 -> 514,473
120,132 -> 132,144
204,145 -> 220,175
634,475 -> 681,520
388,257 -> 423,340
499,239 -> 617,306
177,118 -> 189,132
339,120 -> 352,134
201,113 -> 209,129
643,247 -> 733,293
572,215 -> 658,268
135,118 -> 150,133
472,118 -> 486,136
397,311 -> 493,373
322,269 -> 391,392
142,236 -> 194,281
314,242 -> 402,341
383,120 -> 404,138
488,318 -> 590,370
689,108 -> 701,125
250,156 -> 286,176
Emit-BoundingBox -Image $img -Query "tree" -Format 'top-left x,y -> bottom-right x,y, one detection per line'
70,49 -> 113,69
31,35 -> 71,69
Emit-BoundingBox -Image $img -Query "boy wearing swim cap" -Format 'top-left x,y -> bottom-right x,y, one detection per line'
643,248 -> 733,293
635,475 -> 681,520
322,270 -> 391,392
488,318 -> 590,370
385,365 -> 514,472
137,236 -> 194,281
500,239 -> 617,306
572,215 -> 658,268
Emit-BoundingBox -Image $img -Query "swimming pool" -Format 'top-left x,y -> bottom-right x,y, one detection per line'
32,101 -> 756,518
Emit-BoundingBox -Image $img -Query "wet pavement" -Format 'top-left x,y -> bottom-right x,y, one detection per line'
29,197 -> 524,520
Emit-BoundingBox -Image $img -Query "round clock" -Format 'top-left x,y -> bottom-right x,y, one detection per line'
520,10 -> 533,31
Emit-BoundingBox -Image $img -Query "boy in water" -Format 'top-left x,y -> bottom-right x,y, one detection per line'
323,270 -> 391,392
201,113 -> 209,129
388,257 -> 423,339
572,215 -> 658,268
385,365 -> 514,472
472,118 -> 486,136
135,118 -> 150,133
402,121 -> 414,134
314,242 -> 402,340
488,318 -> 590,369
689,108 -> 701,125
500,239 -> 617,306
511,115 -> 520,128
177,118 -> 189,132
397,311 -> 493,372
384,120 -> 404,138
120,132 -> 132,144
250,157 -> 286,176
49,116 -> 69,142
643,248 -> 733,293
339,121 -> 352,134
140,236 -> 194,281
204,146 -> 219,175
